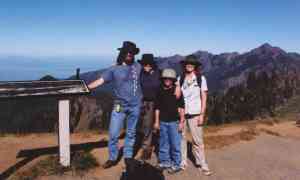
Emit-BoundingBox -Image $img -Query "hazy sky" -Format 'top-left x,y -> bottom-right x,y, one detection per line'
0,0 -> 299,57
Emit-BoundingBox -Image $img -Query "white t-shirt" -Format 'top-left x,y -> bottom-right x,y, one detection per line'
180,74 -> 208,115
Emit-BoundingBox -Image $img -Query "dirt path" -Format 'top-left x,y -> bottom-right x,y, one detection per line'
1,121 -> 300,180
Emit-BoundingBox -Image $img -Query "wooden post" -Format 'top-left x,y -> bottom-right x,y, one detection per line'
76,68 -> 80,80
58,99 -> 70,167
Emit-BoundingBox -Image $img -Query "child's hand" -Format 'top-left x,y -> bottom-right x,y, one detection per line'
178,122 -> 184,132
153,122 -> 160,132
174,84 -> 181,99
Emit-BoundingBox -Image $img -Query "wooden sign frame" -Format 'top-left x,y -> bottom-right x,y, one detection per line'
0,80 -> 90,167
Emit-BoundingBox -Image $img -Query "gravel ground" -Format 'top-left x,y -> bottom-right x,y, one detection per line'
2,121 -> 300,180
41,134 -> 300,180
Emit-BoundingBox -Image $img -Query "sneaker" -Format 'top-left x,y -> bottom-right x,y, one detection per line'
156,164 -> 171,171
202,169 -> 213,176
167,167 -> 182,174
198,167 -> 213,176
102,160 -> 117,169
180,162 -> 188,170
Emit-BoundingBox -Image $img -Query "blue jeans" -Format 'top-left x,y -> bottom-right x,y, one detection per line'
159,121 -> 182,169
108,103 -> 141,161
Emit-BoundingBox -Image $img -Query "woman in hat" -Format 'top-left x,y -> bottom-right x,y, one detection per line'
179,55 -> 212,176
137,54 -> 161,161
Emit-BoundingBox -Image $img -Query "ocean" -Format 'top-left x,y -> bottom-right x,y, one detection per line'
0,56 -> 114,81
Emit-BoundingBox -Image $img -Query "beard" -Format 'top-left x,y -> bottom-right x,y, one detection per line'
116,50 -> 135,65
124,57 -> 134,65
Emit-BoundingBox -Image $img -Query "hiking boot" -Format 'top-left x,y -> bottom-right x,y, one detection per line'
124,158 -> 136,173
167,167 -> 182,174
139,149 -> 152,161
144,149 -> 152,160
102,160 -> 117,169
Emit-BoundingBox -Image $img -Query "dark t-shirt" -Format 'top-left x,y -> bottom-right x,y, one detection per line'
140,69 -> 161,101
154,86 -> 185,122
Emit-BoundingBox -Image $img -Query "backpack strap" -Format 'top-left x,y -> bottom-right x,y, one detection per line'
179,73 -> 185,87
196,74 -> 202,89
179,73 -> 202,89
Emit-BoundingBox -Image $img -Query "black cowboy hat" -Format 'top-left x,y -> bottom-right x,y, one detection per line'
117,41 -> 140,55
138,54 -> 156,66
180,54 -> 202,67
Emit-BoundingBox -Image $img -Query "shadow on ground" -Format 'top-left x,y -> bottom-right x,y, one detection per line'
0,138 -> 108,179
1,131 -> 201,179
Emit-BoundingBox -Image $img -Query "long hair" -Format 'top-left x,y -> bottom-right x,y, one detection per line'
116,50 -> 127,65
182,64 -> 202,76
179,64 -> 202,86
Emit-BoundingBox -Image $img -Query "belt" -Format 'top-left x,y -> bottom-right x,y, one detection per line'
143,98 -> 155,102
185,114 -> 200,119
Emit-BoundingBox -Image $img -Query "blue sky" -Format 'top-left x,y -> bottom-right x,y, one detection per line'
0,0 -> 299,57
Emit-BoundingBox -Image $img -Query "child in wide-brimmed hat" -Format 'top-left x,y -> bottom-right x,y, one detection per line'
153,68 -> 185,174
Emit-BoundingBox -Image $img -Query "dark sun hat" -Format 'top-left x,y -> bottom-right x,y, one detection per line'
138,54 -> 156,66
117,41 -> 140,55
180,54 -> 202,67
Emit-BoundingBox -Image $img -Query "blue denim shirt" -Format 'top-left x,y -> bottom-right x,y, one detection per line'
101,62 -> 143,106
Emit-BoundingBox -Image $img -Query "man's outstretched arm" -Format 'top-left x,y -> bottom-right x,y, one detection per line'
88,78 -> 105,90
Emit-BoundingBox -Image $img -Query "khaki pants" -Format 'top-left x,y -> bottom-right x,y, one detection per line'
181,116 -> 209,170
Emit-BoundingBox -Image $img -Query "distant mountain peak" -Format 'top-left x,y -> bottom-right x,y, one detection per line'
260,43 -> 272,49
250,43 -> 286,57
173,54 -> 183,58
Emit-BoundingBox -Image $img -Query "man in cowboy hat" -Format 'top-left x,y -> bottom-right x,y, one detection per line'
137,54 -> 161,161
179,54 -> 212,176
88,41 -> 142,170
116,41 -> 140,65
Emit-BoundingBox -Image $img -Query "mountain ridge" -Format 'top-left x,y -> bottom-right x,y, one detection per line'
74,43 -> 300,93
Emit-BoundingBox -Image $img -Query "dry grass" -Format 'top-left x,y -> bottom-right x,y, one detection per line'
0,133 -> 28,138
258,117 -> 281,126
204,126 -> 222,134
11,151 -> 99,180
259,119 -> 275,126
259,128 -> 281,137
74,132 -> 94,139
205,126 -> 259,150
275,93 -> 300,121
